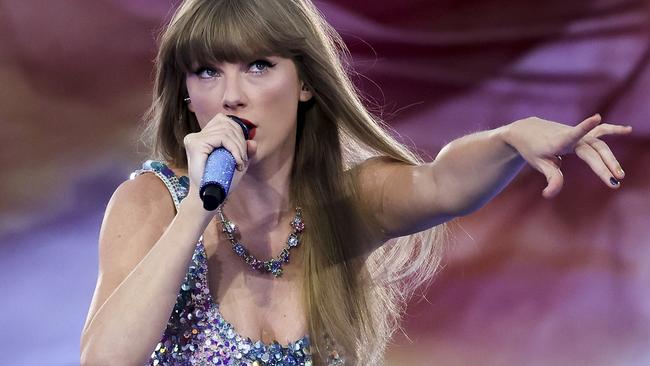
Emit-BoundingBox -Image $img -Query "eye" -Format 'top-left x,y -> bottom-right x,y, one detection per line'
193,67 -> 219,79
248,60 -> 275,74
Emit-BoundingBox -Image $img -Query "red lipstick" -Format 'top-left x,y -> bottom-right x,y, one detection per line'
237,117 -> 257,139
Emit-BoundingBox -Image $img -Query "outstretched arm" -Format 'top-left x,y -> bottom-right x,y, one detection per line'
356,114 -> 632,241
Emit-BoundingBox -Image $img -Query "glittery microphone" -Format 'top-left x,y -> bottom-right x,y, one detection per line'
199,115 -> 256,211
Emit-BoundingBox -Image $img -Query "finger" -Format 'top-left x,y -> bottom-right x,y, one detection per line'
588,123 -> 633,139
574,144 -> 621,189
226,116 -> 249,142
224,128 -> 248,164
221,138 -> 246,171
567,113 -> 602,142
203,113 -> 229,129
225,118 -> 249,162
206,132 -> 246,171
533,158 -> 564,198
225,132 -> 247,170
583,137 -> 625,179
202,130 -> 246,170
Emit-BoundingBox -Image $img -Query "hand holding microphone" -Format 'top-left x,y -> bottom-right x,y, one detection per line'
183,113 -> 257,212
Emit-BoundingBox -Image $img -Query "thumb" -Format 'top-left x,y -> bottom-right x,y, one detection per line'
535,158 -> 565,199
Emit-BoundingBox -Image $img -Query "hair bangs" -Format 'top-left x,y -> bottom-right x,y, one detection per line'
172,0 -> 302,73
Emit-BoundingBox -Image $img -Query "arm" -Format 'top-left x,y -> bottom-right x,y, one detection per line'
427,125 -> 526,216
80,175 -> 213,366
357,114 -> 632,242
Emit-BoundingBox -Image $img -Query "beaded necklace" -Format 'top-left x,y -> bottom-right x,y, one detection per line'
216,203 -> 305,278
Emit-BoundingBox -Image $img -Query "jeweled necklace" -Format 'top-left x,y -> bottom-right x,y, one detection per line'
216,203 -> 305,278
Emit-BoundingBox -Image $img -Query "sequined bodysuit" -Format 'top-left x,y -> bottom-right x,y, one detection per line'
130,160 -> 344,366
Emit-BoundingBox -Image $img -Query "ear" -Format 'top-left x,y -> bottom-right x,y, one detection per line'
299,83 -> 313,102
185,96 -> 195,112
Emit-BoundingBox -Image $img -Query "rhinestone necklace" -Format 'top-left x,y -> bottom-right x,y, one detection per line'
216,203 -> 305,278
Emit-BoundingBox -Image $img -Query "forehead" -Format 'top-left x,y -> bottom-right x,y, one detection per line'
171,1 -> 301,72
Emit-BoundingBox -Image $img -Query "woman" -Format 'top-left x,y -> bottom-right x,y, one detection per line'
79,0 -> 632,365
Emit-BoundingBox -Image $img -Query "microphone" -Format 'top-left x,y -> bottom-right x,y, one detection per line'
199,115 -> 255,211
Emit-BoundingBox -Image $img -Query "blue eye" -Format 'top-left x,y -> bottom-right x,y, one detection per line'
191,60 -> 275,79
194,67 -> 218,79
249,60 -> 275,74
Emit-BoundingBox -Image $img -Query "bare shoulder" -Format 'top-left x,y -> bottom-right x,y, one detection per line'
108,172 -> 176,221
349,155 -> 404,181
101,172 -> 176,253
348,155 -> 409,205
348,155 -> 445,241
346,156 -> 408,243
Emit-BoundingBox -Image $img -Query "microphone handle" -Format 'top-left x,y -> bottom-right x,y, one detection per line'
198,115 -> 250,211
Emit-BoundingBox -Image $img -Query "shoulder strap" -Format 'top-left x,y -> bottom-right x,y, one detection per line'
129,160 -> 190,212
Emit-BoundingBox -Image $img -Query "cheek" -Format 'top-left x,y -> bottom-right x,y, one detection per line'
255,80 -> 300,117
189,96 -> 218,129
186,81 -> 218,129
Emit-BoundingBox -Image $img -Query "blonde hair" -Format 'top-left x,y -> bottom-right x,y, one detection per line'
140,0 -> 448,363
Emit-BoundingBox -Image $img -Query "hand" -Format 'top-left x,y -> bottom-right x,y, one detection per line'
502,114 -> 633,199
183,113 -> 258,202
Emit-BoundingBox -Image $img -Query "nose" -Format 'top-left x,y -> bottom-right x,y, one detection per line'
221,73 -> 247,111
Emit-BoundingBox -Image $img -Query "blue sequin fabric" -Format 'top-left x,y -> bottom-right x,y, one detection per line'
130,160 -> 344,366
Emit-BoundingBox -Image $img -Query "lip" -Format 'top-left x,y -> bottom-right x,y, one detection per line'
237,117 -> 257,139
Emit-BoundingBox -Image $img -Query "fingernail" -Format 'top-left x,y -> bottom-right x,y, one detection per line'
617,166 -> 624,177
610,177 -> 620,186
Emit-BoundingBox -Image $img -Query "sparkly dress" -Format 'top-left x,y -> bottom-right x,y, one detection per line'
130,160 -> 344,366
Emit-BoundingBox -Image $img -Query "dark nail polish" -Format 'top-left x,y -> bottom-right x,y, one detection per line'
610,177 -> 620,186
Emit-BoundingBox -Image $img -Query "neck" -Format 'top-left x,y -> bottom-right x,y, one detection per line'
218,148 -> 299,259
224,142 -> 296,234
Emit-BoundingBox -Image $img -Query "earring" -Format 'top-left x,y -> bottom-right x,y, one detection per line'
183,97 -> 191,104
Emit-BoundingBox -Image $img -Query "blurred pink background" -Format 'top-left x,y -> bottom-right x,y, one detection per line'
1,0 -> 648,365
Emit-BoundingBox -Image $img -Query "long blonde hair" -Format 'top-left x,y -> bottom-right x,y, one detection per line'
140,0 -> 448,363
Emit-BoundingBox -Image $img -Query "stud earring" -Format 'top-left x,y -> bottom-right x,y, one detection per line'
183,97 -> 191,104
